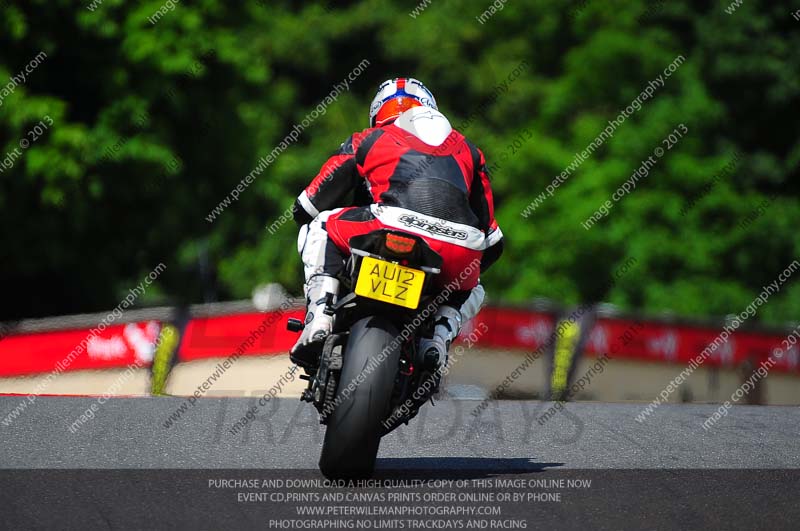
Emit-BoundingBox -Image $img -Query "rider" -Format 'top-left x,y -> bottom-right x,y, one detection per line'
291,77 -> 503,371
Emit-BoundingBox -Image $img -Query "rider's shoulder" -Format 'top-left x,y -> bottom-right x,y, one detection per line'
337,128 -> 381,155
345,127 -> 386,152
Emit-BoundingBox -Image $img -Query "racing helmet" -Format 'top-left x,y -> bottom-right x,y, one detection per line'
369,77 -> 438,127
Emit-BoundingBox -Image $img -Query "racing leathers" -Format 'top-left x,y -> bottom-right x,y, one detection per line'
291,106 -> 503,368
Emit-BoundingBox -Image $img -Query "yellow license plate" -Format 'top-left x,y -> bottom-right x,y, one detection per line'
354,256 -> 425,309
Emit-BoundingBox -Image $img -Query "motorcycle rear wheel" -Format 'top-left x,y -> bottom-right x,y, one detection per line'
319,316 -> 401,479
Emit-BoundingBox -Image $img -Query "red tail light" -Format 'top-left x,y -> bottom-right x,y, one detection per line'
385,234 -> 416,254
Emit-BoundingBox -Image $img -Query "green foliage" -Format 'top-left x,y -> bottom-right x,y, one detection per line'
1,0 -> 798,325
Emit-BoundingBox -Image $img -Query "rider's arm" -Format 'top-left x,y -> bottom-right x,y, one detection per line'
292,135 -> 362,226
467,143 -> 504,273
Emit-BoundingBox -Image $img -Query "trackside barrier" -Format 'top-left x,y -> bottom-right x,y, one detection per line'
0,303 -> 797,377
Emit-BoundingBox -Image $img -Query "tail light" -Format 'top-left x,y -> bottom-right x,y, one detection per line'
385,234 -> 416,254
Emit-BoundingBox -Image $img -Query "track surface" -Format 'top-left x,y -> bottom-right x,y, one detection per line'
2,397 -> 799,469
2,397 -> 799,530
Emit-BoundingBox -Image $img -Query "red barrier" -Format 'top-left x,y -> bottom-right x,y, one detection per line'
463,307 -> 556,351
178,309 -> 305,361
1,307 -> 797,377
463,308 -> 799,373
0,321 -> 160,377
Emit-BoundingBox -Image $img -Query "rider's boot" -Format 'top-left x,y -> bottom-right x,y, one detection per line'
290,275 -> 339,367
419,305 -> 462,389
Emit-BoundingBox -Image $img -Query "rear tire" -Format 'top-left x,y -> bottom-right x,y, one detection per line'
319,316 -> 401,479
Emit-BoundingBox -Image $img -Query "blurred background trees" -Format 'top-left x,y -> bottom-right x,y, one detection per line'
1,0 -> 798,324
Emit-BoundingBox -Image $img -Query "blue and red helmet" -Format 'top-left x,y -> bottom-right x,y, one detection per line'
369,77 -> 438,127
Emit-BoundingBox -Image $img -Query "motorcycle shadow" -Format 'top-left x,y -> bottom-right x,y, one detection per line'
372,457 -> 564,479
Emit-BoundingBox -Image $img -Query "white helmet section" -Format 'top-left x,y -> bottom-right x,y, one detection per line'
369,78 -> 438,125
394,107 -> 453,147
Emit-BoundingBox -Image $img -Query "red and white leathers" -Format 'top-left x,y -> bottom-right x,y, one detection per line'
292,107 -> 503,361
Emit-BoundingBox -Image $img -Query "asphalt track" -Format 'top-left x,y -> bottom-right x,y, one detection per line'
2,396 -> 799,468
2,397 -> 799,529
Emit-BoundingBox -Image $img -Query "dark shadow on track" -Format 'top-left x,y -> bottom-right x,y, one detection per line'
374,457 -> 564,479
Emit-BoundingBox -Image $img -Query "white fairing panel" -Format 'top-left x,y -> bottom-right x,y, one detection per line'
394,107 -> 453,147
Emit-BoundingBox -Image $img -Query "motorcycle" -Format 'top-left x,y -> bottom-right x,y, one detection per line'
287,229 -> 446,478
